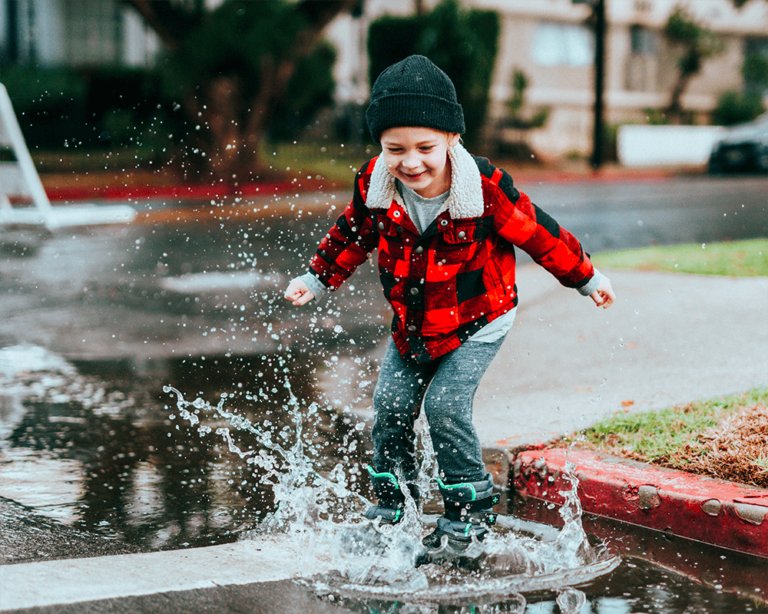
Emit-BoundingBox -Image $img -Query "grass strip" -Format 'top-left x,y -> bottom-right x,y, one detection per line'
564,388 -> 768,487
595,238 -> 768,277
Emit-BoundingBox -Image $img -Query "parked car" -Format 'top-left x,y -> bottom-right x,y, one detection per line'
708,113 -> 768,174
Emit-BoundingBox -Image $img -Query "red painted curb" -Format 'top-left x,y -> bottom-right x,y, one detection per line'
513,447 -> 768,559
39,169 -> 680,203
42,178 -> 339,203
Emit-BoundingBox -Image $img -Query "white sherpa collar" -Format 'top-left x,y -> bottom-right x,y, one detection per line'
365,143 -> 484,219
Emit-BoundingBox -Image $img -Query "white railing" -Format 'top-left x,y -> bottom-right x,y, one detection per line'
0,83 -> 136,229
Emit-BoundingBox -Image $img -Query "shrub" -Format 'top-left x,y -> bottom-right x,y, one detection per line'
712,90 -> 765,125
0,65 -> 172,149
367,0 -> 499,147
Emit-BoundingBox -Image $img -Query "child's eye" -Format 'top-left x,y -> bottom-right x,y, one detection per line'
419,146 -> 434,152
386,147 -> 403,154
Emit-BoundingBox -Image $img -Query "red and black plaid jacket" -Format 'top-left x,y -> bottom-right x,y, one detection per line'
309,153 -> 594,363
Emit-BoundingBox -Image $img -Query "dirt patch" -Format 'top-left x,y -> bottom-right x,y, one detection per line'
665,403 -> 768,488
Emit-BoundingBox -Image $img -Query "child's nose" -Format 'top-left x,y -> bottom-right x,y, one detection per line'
402,154 -> 420,169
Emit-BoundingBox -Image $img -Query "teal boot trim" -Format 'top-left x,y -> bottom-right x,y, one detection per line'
363,465 -> 419,525
365,466 -> 399,487
422,475 -> 499,550
436,475 -> 498,522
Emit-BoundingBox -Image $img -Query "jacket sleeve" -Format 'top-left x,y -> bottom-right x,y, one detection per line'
492,169 -> 595,290
308,163 -> 378,290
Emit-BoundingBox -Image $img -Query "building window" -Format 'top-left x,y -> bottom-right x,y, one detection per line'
630,24 -> 656,56
625,24 -> 660,92
745,37 -> 768,96
63,0 -> 122,65
532,22 -> 593,67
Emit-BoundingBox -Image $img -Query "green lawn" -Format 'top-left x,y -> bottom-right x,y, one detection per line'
594,238 -> 768,277
264,141 -> 377,184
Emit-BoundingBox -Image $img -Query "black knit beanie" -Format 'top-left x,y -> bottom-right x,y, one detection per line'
365,55 -> 465,142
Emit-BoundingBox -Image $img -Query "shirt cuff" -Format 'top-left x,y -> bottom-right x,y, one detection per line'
298,272 -> 328,301
577,269 -> 602,296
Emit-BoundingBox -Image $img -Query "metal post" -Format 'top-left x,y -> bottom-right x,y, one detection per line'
591,0 -> 606,170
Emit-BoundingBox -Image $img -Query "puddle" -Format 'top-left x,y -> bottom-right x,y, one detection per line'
0,343 -> 371,552
1,343 -> 765,611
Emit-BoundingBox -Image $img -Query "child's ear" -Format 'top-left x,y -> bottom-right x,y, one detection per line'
447,133 -> 460,147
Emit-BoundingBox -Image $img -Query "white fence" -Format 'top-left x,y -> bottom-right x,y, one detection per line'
617,124 -> 725,167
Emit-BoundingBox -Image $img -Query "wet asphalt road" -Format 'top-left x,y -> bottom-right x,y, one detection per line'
0,174 -> 766,363
522,174 -> 768,251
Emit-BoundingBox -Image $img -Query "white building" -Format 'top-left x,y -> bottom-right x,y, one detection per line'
0,0 -> 160,67
327,0 -> 768,156
2,0 -> 767,158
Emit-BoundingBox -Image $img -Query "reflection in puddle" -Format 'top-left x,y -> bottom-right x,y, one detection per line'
158,270 -> 284,293
0,343 -> 371,551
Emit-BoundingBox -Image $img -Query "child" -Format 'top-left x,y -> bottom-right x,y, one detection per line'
284,55 -> 615,550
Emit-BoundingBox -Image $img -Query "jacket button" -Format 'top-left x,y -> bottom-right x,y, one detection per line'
378,222 -> 385,230
393,210 -> 401,218
440,219 -> 448,227
457,230 -> 466,239
410,287 -> 419,295
407,325 -> 417,332
414,245 -> 424,253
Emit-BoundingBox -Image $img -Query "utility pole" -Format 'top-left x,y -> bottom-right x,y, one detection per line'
574,0 -> 607,170
591,0 -> 606,170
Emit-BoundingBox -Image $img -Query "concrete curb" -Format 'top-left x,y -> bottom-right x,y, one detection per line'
512,447 -> 768,559
0,537 -> 336,611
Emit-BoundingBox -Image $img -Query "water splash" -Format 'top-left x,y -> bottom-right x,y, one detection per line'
165,374 -> 620,608
163,378 -> 365,533
164,376 -> 431,591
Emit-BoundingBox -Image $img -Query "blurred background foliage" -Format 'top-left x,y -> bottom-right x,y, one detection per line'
1,0 -> 766,180
0,0 -> 349,180
368,0 -> 499,148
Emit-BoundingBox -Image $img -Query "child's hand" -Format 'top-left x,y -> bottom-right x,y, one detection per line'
590,275 -> 616,309
284,278 -> 315,306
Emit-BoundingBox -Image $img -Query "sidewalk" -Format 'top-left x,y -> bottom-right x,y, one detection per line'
477,264 -> 768,558
477,265 -> 768,450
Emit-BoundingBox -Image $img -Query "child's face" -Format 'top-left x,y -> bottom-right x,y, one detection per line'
380,127 -> 459,198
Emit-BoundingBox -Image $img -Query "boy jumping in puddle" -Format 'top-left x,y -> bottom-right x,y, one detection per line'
284,55 -> 615,555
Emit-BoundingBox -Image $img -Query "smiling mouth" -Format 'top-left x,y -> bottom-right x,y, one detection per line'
402,171 -> 426,179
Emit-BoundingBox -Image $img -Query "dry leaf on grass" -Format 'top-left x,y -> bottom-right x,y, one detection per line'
663,404 -> 768,488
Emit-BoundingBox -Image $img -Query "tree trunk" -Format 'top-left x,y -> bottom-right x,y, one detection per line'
124,0 -> 357,181
667,71 -> 693,125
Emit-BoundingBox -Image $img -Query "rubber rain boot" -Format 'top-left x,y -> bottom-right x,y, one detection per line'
419,474 -> 499,561
363,466 -> 419,524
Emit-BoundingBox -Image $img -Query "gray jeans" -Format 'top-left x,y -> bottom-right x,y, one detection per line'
371,336 -> 505,484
